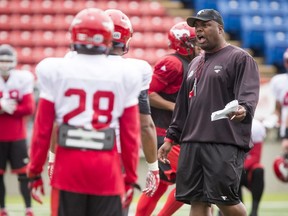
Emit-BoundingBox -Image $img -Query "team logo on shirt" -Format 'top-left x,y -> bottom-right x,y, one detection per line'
221,196 -> 228,200
160,65 -> 167,71
188,70 -> 194,78
214,65 -> 222,73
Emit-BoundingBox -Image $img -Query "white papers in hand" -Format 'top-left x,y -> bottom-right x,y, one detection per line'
211,100 -> 239,121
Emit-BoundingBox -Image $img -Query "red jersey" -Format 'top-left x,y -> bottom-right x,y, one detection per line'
149,54 -> 189,136
0,70 -> 35,141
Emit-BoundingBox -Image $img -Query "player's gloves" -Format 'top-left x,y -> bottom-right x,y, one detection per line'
27,172 -> 45,204
142,161 -> 160,197
47,151 -> 55,181
122,183 -> 141,209
0,98 -> 17,114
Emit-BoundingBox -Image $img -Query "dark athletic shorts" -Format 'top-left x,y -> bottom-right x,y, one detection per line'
58,190 -> 122,216
0,139 -> 29,174
176,142 -> 245,206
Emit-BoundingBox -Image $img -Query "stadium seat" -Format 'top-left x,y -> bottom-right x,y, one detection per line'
217,0 -> 244,39
0,15 -> 11,30
240,15 -> 267,55
259,0 -> 287,16
53,31 -> 70,46
0,0 -> 9,14
54,15 -> 74,30
32,15 -> 55,30
16,47 -> 34,63
32,47 -> 55,63
31,0 -> 56,14
10,14 -> 33,30
10,30 -> 34,46
33,31 -> 56,47
0,31 -> 10,44
264,31 -> 288,67
142,1 -> 166,16
193,0 -> 218,11
9,0 -> 32,14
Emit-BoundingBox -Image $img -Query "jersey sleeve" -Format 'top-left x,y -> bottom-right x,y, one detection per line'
35,58 -> 58,102
149,56 -> 182,93
123,70 -> 142,108
140,61 -> 153,91
21,70 -> 35,95
251,119 -> 266,143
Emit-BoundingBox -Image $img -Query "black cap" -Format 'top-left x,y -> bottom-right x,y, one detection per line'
187,9 -> 224,27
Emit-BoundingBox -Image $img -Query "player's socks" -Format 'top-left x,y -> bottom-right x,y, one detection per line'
18,174 -> 31,209
135,181 -> 168,216
157,187 -> 183,216
250,168 -> 264,216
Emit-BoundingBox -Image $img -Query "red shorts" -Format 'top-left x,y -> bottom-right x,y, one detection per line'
159,145 -> 180,184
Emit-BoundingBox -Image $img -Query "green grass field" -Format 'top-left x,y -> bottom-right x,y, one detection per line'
4,192 -> 288,216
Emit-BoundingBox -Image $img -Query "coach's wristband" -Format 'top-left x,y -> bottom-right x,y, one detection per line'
164,137 -> 173,143
147,161 -> 159,171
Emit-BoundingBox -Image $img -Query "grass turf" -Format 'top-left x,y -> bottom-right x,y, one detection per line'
3,192 -> 288,216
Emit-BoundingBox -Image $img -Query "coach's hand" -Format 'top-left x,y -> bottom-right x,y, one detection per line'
158,141 -> 173,164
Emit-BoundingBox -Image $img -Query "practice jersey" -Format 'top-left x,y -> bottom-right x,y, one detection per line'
166,45 -> 260,150
0,70 -> 35,141
149,54 -> 188,136
270,73 -> 288,137
244,119 -> 266,170
110,55 -> 152,116
29,53 -> 142,195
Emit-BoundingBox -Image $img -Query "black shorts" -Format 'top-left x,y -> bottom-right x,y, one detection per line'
176,143 -> 245,206
0,139 -> 29,174
58,190 -> 122,216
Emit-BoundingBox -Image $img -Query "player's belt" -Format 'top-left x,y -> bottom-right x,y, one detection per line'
58,124 -> 115,150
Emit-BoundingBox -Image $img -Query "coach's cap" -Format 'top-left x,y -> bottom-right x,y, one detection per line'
187,9 -> 224,27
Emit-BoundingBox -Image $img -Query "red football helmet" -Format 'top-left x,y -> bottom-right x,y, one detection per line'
273,154 -> 288,183
168,21 -> 196,56
104,9 -> 133,54
69,8 -> 114,51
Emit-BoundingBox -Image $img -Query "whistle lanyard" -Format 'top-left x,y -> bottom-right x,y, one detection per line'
190,55 -> 205,97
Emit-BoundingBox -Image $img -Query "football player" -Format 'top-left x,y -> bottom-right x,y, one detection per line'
270,48 -> 288,183
0,44 -> 35,216
136,21 -> 200,216
238,119 -> 266,216
104,9 -> 160,215
27,8 -> 142,216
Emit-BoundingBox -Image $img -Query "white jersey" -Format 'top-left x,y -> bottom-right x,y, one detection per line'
36,53 -> 142,130
251,119 -> 266,143
0,69 -> 34,99
270,73 -> 288,136
109,55 -> 152,91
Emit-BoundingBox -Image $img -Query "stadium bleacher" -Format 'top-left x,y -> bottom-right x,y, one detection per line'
182,0 -> 287,74
1,0 -> 286,76
1,0 -> 186,73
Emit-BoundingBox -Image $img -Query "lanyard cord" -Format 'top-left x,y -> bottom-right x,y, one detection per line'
190,54 -> 205,97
